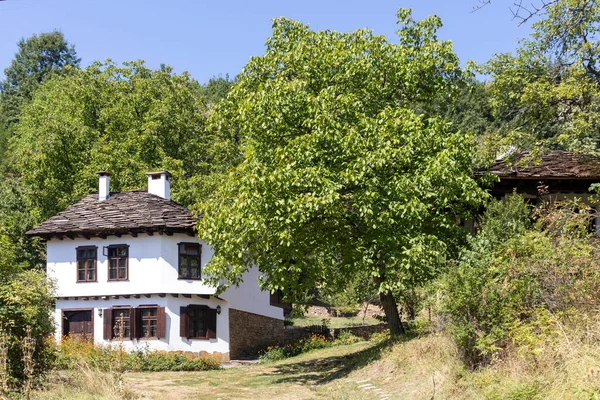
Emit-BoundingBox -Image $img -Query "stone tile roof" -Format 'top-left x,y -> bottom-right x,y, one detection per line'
26,190 -> 196,239
480,150 -> 600,179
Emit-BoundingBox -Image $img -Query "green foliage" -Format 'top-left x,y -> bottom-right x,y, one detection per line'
483,0 -> 600,153
258,334 -> 331,362
9,60 -> 220,221
0,269 -> 55,384
54,337 -> 221,372
334,331 -> 362,345
0,30 -> 80,128
198,8 -> 489,335
199,74 -> 235,106
442,194 -> 600,366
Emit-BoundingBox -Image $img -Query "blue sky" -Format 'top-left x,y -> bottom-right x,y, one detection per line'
0,0 -> 531,83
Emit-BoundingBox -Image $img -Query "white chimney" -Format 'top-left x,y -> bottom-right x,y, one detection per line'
146,171 -> 171,200
97,171 -> 111,201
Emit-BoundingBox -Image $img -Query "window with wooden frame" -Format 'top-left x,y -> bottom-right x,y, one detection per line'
107,307 -> 133,339
105,245 -> 129,281
103,306 -> 166,340
76,246 -> 97,282
179,305 -> 216,340
178,243 -> 202,280
135,306 -> 166,339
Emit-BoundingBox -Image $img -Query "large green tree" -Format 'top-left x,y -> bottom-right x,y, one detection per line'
198,10 -> 489,335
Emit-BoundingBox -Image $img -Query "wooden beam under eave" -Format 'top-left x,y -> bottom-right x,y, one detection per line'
186,232 -> 195,237
171,294 -> 179,298
82,297 -> 89,301
133,294 -> 140,299
123,295 -> 130,299
145,231 -> 154,236
111,295 -> 119,300
130,232 -> 138,238
165,231 -> 173,236
93,296 -> 99,300
66,234 -> 75,240
144,294 -> 151,298
83,234 -> 91,240
158,293 -> 166,298
115,232 -> 122,238
197,294 -> 209,299
182,294 -> 191,298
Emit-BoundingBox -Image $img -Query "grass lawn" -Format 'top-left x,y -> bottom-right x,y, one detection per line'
127,342 -> 386,400
292,315 -> 380,328
35,341 -> 391,400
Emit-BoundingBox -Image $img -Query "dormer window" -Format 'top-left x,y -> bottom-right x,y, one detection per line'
178,243 -> 201,280
76,246 -> 97,282
105,245 -> 129,281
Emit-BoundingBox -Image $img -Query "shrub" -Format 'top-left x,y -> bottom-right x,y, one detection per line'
334,331 -> 362,345
369,330 -> 391,344
0,269 -> 55,387
259,334 -> 331,362
53,337 -> 221,372
441,194 -> 600,366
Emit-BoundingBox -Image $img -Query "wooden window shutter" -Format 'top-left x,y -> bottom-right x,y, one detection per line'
129,307 -> 135,340
132,308 -> 141,339
103,308 -> 112,340
157,306 -> 166,339
207,308 -> 217,339
179,306 -> 189,338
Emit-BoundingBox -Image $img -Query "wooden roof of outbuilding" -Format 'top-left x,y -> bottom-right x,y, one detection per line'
480,150 -> 600,180
26,190 -> 196,239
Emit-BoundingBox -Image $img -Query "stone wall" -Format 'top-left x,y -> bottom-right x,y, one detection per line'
329,323 -> 388,340
229,308 -> 284,359
283,323 -> 388,343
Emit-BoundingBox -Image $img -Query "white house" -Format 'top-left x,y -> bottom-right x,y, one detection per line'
27,171 -> 288,360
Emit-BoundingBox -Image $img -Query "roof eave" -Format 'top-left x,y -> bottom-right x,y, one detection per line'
27,226 -> 196,241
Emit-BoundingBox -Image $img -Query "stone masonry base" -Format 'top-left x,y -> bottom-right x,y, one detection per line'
228,309 -> 284,359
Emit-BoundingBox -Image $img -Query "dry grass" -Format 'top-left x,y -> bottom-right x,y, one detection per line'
34,359 -> 138,400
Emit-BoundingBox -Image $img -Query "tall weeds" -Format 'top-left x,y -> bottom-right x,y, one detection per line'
21,326 -> 35,400
0,324 -> 8,397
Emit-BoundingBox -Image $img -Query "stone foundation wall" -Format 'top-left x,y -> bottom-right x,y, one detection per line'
229,308 -> 284,359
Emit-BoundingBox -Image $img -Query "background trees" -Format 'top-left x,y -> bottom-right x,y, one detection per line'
9,60 -> 216,222
0,31 -> 80,163
481,0 -> 600,155
197,10 -> 489,335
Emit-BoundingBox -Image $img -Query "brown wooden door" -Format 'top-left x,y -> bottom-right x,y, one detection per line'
63,310 -> 93,340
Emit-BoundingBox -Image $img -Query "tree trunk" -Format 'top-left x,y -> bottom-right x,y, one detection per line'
379,289 -> 405,336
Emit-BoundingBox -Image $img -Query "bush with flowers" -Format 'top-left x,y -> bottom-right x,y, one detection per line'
51,336 -> 221,372
259,333 -> 332,362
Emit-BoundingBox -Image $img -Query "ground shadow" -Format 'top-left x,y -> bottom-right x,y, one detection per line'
266,335 -> 415,386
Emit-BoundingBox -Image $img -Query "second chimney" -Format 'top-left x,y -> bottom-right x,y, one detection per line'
97,171 -> 111,201
146,171 -> 171,200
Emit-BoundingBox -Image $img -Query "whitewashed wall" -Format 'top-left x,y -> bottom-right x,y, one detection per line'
47,232 -> 284,350
54,295 -> 230,354
47,234 -> 216,297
